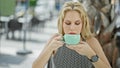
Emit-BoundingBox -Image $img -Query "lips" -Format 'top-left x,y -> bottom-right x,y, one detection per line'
69,32 -> 76,34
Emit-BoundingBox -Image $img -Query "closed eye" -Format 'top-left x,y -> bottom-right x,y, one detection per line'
64,20 -> 71,25
75,20 -> 81,25
75,22 -> 80,25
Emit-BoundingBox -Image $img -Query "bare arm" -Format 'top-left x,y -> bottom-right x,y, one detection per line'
32,34 -> 63,68
86,37 -> 111,68
32,45 -> 53,68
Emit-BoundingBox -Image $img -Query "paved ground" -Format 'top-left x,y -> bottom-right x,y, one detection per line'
0,17 -> 58,68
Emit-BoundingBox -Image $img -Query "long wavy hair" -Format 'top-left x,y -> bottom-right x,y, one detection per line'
57,1 -> 93,40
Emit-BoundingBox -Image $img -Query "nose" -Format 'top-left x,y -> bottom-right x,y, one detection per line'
70,24 -> 75,30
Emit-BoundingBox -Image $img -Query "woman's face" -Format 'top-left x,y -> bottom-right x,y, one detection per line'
63,10 -> 82,34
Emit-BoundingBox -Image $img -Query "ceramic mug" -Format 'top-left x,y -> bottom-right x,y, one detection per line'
63,34 -> 80,45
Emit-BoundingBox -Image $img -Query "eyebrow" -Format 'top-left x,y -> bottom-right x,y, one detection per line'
64,20 -> 81,22
64,20 -> 71,22
75,20 -> 81,23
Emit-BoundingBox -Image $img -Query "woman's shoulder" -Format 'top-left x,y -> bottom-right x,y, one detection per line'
86,37 -> 101,47
86,37 -> 103,54
86,37 -> 98,43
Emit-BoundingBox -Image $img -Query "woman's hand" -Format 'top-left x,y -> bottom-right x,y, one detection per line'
47,33 -> 64,52
32,33 -> 64,68
67,41 -> 96,59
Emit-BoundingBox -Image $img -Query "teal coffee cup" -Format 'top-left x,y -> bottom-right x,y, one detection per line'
63,34 -> 80,45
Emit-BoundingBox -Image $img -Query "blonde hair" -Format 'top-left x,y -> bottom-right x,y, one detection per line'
58,1 -> 93,40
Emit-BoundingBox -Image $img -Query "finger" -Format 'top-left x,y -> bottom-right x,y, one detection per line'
51,33 -> 60,39
80,41 -> 89,46
80,41 -> 85,44
54,35 -> 63,41
48,33 -> 59,43
66,45 -> 74,49
56,41 -> 64,45
67,45 -> 82,50
47,34 -> 60,42
75,45 -> 83,48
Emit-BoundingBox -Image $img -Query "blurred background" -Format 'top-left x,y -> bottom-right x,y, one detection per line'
0,0 -> 120,68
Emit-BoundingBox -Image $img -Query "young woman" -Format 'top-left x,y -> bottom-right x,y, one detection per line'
32,1 -> 111,68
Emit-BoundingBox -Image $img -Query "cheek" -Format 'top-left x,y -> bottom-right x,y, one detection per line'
76,24 -> 82,33
63,24 -> 70,33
